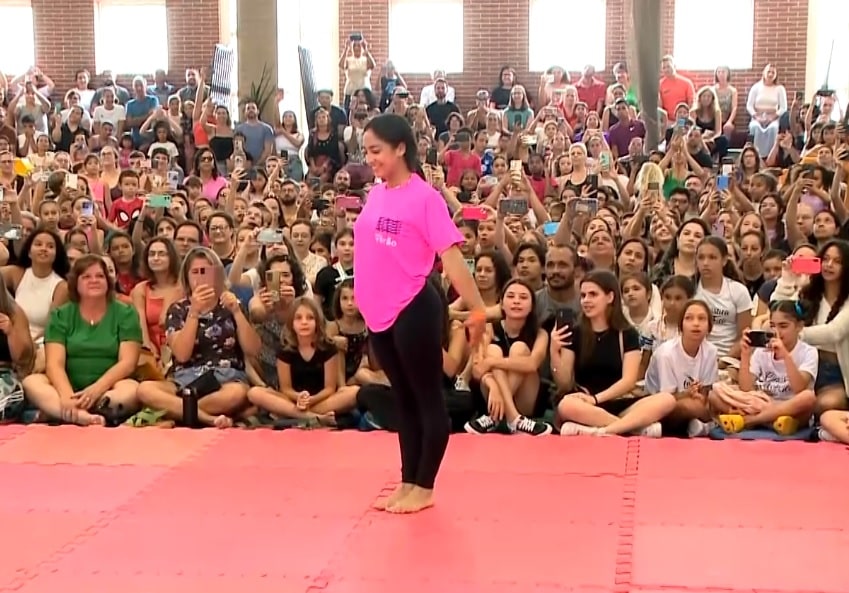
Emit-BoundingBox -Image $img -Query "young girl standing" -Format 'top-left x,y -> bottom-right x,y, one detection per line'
712,301 -> 818,435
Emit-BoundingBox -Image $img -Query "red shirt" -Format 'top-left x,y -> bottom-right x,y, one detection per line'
444,150 -> 482,187
528,175 -> 546,200
108,196 -> 143,230
659,75 -> 695,118
575,78 -> 607,113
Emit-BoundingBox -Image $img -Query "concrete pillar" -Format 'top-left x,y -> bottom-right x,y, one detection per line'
236,0 -> 279,124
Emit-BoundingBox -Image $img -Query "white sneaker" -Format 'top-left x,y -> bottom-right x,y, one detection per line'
638,422 -> 663,438
559,421 -> 602,436
454,377 -> 470,392
687,419 -> 716,438
818,428 -> 839,443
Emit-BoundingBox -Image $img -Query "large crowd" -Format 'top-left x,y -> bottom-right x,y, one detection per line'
0,38 -> 848,443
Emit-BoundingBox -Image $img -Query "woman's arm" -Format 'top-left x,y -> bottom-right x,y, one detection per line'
275,359 -> 300,400
232,305 -> 262,357
44,342 -> 75,400
131,283 -> 153,348
489,329 -> 548,374
310,354 -> 340,406
8,305 -> 34,374
595,349 -> 640,403
801,304 -> 849,345
550,344 -> 575,393
443,321 -> 468,378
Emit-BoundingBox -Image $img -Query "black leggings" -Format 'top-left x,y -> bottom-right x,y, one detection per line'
369,281 -> 450,489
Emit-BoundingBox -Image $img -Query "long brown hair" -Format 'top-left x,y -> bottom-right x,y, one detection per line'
579,269 -> 632,365
282,296 -> 334,351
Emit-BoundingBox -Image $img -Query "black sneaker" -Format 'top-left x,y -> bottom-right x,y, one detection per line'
464,414 -> 498,434
512,416 -> 553,436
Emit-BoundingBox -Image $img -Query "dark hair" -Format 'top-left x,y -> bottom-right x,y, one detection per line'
696,236 -> 743,283
578,270 -> 632,365
499,279 -> 540,347
331,278 -> 359,321
18,228 -> 70,278
192,148 -> 219,178
769,299 -> 806,321
67,254 -> 114,302
260,253 -> 307,298
660,274 -> 696,298
363,114 -> 421,180
140,237 -> 180,283
474,249 -> 512,296
616,237 -> 650,274
678,299 -> 714,333
511,241 -> 546,269
800,239 -> 849,325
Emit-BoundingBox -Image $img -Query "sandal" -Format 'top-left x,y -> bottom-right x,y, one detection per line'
124,407 -> 174,428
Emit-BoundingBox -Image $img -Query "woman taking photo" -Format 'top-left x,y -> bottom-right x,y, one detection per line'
355,113 -> 486,514
136,247 -> 262,428
22,255 -> 143,426
552,270 -> 676,437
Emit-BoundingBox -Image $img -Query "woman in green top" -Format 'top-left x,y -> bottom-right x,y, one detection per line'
22,254 -> 143,426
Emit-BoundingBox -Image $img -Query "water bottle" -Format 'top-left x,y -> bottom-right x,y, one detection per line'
181,387 -> 199,428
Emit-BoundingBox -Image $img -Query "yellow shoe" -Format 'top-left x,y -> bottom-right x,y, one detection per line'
718,414 -> 745,434
773,416 -> 800,436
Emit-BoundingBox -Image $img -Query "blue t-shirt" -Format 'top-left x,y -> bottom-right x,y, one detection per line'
125,95 -> 160,145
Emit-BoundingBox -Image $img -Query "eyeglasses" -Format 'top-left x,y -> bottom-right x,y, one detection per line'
209,225 -> 228,232
200,156 -> 214,162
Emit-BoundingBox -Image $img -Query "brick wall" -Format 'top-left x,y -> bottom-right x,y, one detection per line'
28,0 -> 220,93
338,0 -> 809,127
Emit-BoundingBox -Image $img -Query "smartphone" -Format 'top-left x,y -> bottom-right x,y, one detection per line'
148,194 -> 172,208
587,174 -> 599,192
521,135 -> 537,146
555,308 -> 575,329
599,152 -> 611,171
167,170 -> 180,189
574,198 -> 598,216
647,181 -> 660,191
312,198 -> 329,211
265,270 -> 281,302
258,228 -> 284,244
307,177 -> 321,191
336,196 -> 361,211
711,220 -> 725,237
349,32 -> 363,41
676,117 -> 688,130
498,198 -> 529,216
0,188 -> 4,203
791,256 -> 822,275
0,224 -> 22,241
425,148 -> 438,167
461,206 -> 488,221
542,221 -> 559,237
81,200 -> 94,217
720,157 -> 734,177
64,173 -> 78,189
747,329 -> 775,349
716,175 -> 730,191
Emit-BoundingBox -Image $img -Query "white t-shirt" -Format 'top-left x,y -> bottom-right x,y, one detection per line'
93,104 -> 127,130
644,336 -> 719,394
695,278 -> 752,356
749,340 -> 818,400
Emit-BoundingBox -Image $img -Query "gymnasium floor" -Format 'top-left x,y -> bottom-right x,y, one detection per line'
0,425 -> 846,593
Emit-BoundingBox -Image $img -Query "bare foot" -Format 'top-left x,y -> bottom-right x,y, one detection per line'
373,483 -> 414,511
386,486 -> 434,514
61,407 -> 105,426
213,415 -> 233,429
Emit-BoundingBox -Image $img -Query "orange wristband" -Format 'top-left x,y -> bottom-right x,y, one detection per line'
469,308 -> 487,323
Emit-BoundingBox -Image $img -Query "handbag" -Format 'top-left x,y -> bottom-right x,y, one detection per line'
0,368 -> 25,423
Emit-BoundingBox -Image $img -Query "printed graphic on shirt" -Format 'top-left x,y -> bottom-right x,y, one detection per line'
375,216 -> 402,247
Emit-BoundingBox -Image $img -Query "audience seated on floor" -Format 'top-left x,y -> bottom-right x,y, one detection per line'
0,46 -> 847,447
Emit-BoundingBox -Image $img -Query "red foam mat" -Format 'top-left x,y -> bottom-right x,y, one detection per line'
0,426 -> 846,593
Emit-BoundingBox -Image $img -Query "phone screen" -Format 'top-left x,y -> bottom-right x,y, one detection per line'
425,148 -> 438,167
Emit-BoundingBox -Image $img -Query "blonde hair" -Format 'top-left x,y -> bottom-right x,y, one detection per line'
636,161 -> 664,195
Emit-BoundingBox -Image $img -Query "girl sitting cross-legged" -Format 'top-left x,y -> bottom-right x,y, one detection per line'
464,279 -> 552,436
553,270 -> 677,437
247,297 -> 356,424
711,300 -> 817,436
642,299 -> 719,437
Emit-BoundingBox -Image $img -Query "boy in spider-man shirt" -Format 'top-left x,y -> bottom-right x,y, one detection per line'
107,169 -> 143,230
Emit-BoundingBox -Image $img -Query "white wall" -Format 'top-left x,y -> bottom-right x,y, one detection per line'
806,0 -> 849,109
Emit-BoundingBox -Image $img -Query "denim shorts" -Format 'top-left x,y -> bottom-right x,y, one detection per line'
815,359 -> 844,391
172,366 -> 248,392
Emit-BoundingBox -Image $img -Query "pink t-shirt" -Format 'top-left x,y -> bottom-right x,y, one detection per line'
444,150 -> 482,187
202,176 -> 229,203
354,174 -> 463,332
